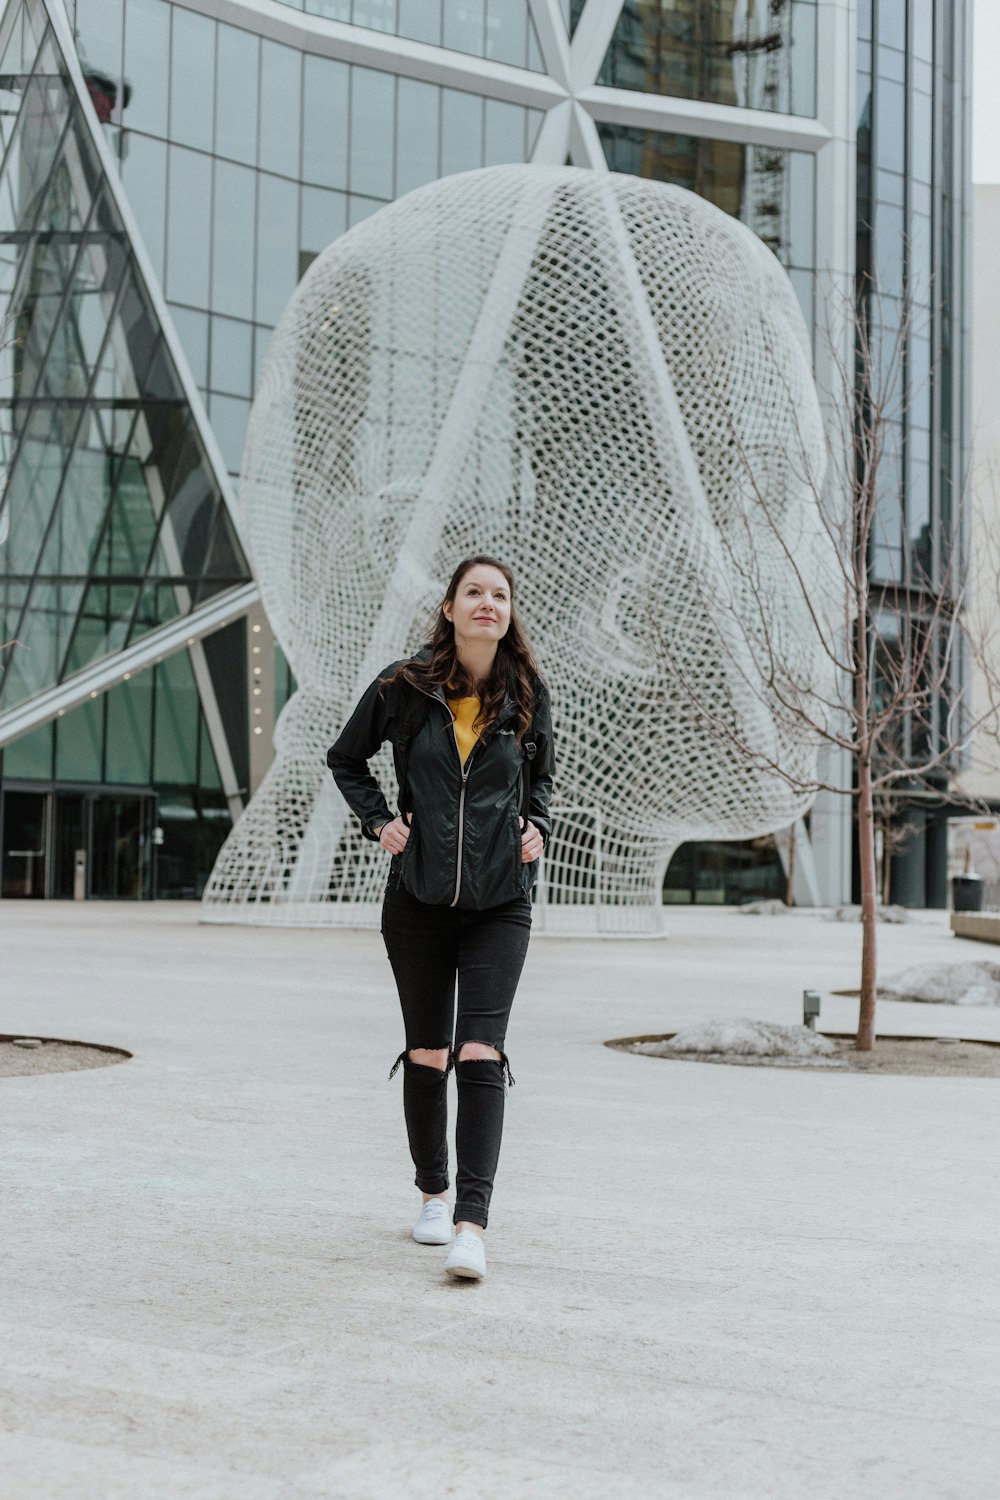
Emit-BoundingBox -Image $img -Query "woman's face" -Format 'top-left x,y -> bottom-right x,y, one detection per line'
444,564 -> 512,644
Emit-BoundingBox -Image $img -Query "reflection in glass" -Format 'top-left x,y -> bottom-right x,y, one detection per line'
349,68 -> 394,200
121,0 -> 169,136
215,24 -> 259,166
396,78 -> 439,196
104,666 -> 153,783
168,8 -> 215,152
255,173 -> 299,324
302,56 -> 349,189
599,0 -> 817,118
211,160 -> 256,320
165,146 -> 212,307
259,41 -> 301,180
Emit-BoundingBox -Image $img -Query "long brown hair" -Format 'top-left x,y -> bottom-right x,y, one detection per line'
380,555 -> 543,743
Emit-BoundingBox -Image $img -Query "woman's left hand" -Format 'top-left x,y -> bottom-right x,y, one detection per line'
520,818 -> 544,863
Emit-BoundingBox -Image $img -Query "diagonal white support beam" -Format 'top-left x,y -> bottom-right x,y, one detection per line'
578,86 -> 832,151
0,583 -> 260,748
569,0 -> 622,93
569,100 -> 607,170
526,0 -> 572,90
169,0 -> 567,108
531,99 -> 573,165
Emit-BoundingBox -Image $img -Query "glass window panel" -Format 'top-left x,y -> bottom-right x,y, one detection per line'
789,2 -> 816,117
168,303 -> 209,389
255,173 -> 299,325
786,152 -> 815,268
55,694 -> 104,781
166,146 -> 212,307
302,0 -> 351,20
211,159 -> 256,319
397,0 -> 440,45
207,393 -> 250,473
104,667 -> 153,783
441,90 -> 483,176
395,78 -> 439,196
910,89 -> 932,185
875,83 -> 905,175
197,715 -> 222,789
209,316 -> 252,398
154,648 -> 199,783
351,0 -> 396,33
787,268 -> 813,337
121,0 -> 168,136
154,448 -> 219,576
443,0 -> 484,55
169,7 -> 215,152
100,455 -> 159,575
259,40 -> 300,179
349,67 -> 394,199
302,55 -> 349,189
876,43 -> 905,82
121,132 -> 167,284
300,185 -> 347,258
485,0 -> 528,67
878,7 -> 905,51
484,99 -> 525,167
128,579 -> 179,643
64,582 -> 138,675
876,203 -> 904,297
3,720 -> 53,779
599,1 -> 816,118
75,0 -> 125,123
1,429 -> 65,575
214,24 -> 259,166
35,439 -> 113,579
526,16 -> 543,72
876,168 -> 904,206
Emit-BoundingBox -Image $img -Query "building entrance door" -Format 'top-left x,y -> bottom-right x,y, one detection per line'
1,790 -> 49,898
89,795 -> 155,900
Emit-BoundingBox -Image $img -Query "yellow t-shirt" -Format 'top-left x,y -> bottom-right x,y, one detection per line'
446,693 -> 481,767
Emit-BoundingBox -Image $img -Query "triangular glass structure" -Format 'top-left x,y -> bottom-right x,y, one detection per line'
0,0 -> 252,713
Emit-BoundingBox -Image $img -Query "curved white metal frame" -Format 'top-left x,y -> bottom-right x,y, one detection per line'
202,164 -> 835,932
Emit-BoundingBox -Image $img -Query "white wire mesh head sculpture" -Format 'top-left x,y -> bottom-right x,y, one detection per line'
203,164 -> 832,932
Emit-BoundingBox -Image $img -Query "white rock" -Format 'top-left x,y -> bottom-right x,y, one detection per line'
644,1018 -> 837,1057
11,1038 -> 43,1049
739,899 -> 789,916
880,961 -> 1000,1007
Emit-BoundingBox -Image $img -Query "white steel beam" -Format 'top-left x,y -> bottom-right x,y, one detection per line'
578,86 -> 831,152
569,0 -> 623,93
168,0 -> 567,109
527,0 -> 572,91
0,583 -> 260,748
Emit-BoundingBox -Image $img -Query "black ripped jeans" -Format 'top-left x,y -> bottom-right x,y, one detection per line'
381,872 -> 532,1229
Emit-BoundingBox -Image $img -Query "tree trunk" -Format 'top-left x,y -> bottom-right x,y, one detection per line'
857,757 -> 878,1051
785,822 -> 797,907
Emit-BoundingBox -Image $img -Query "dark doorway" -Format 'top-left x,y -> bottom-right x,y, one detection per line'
1,790 -> 49,897
90,795 -> 154,899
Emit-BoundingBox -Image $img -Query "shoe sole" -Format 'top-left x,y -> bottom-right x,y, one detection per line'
445,1260 -> 485,1280
412,1230 -> 453,1245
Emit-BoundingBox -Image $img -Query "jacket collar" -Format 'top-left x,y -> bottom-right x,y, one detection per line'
409,644 -> 518,729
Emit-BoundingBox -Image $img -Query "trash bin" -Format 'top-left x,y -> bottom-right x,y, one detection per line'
951,874 -> 984,912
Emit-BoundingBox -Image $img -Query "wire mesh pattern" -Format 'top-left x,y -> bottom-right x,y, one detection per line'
202,164 -> 830,933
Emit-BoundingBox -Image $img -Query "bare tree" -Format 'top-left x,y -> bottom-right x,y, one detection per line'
650,277 -> 1000,1050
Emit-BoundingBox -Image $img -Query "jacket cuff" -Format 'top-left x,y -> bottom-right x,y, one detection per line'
363,814 -> 392,842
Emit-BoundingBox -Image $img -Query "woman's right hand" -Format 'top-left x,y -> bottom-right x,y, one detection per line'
378,816 -> 412,855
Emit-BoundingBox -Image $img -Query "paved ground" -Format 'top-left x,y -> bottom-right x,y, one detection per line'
2,901 -> 999,1499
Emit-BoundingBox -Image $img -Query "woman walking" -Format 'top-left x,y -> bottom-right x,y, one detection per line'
327,556 -> 554,1280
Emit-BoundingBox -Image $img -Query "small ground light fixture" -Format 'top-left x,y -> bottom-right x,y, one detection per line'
803,990 -> 821,1030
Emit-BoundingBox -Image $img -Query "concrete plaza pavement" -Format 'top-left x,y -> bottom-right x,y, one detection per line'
2,900 -> 999,1499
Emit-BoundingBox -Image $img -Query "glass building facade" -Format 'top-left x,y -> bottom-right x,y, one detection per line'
0,0 -> 971,906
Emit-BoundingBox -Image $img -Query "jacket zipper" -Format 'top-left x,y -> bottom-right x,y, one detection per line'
410,681 -> 514,908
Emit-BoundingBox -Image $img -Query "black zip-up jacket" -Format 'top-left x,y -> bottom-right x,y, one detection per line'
326,652 -> 555,910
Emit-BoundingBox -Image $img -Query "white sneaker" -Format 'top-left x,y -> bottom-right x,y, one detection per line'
412,1198 -> 453,1245
444,1228 -> 486,1280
